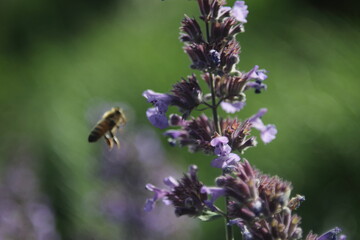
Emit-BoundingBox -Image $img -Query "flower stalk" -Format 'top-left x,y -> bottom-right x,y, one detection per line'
142,1 -> 345,240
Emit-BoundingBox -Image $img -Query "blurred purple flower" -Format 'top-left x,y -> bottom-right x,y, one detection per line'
211,153 -> 241,169
231,1 -> 249,24
306,227 -> 345,240
317,227 -> 343,240
98,127 -> 196,240
0,160 -> 60,240
220,101 -> 246,113
244,65 -> 268,94
248,108 -> 277,144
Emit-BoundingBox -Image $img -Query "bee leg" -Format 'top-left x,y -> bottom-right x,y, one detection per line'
113,136 -> 120,149
104,135 -> 114,149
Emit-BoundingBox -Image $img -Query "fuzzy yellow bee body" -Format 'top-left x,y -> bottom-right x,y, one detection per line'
88,107 -> 126,149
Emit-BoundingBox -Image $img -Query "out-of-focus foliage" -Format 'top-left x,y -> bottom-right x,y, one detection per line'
0,0 -> 359,239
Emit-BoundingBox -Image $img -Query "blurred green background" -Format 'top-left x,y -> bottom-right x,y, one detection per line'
0,0 -> 359,239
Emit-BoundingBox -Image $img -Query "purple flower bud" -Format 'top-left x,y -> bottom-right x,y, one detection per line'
232,1 -> 249,24
209,49 -> 221,66
248,108 -> 277,144
220,101 -> 246,113
146,108 -> 169,129
211,153 -> 241,169
169,114 -> 187,127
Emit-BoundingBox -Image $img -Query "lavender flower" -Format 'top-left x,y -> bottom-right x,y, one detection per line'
244,65 -> 268,94
145,165 -> 210,217
231,1 -> 249,24
220,101 -> 245,113
248,108 -> 277,144
306,228 -> 345,240
210,136 -> 240,169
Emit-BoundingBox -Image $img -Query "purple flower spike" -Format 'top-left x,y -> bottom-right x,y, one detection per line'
211,153 -> 240,169
232,1 -> 249,24
146,108 -> 169,129
220,101 -> 246,113
144,184 -> 169,212
318,227 -> 342,240
248,108 -> 277,144
200,186 -> 226,210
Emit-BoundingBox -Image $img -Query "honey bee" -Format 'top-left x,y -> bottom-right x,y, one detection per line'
88,107 -> 126,149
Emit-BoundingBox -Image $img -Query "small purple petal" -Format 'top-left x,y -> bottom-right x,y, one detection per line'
248,108 -> 268,122
164,130 -> 187,139
144,198 -> 156,212
232,1 -> 249,24
211,153 -> 240,169
201,186 -> 226,211
144,184 -> 169,212
143,90 -> 173,112
163,177 -> 179,188
245,65 -> 268,81
260,124 -> 277,144
220,101 -> 246,113
248,108 -> 277,144
219,6 -> 231,17
210,136 -> 229,146
146,108 -> 169,129
201,186 -> 225,202
214,144 -> 232,157
318,227 -> 342,240
339,235 -> 347,240
211,136 -> 231,156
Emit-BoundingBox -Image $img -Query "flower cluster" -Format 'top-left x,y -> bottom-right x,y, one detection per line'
143,0 -> 345,239
96,126 -> 196,240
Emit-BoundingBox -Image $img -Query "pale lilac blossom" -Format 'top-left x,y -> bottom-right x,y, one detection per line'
231,1 -> 249,24
220,101 -> 246,113
248,108 -> 277,144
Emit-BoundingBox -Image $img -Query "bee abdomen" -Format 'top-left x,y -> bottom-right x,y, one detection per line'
88,124 -> 107,142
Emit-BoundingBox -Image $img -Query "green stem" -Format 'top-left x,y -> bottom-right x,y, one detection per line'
209,73 -> 221,134
206,18 -> 233,240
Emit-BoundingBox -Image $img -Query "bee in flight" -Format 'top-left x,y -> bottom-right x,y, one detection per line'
88,107 -> 126,149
